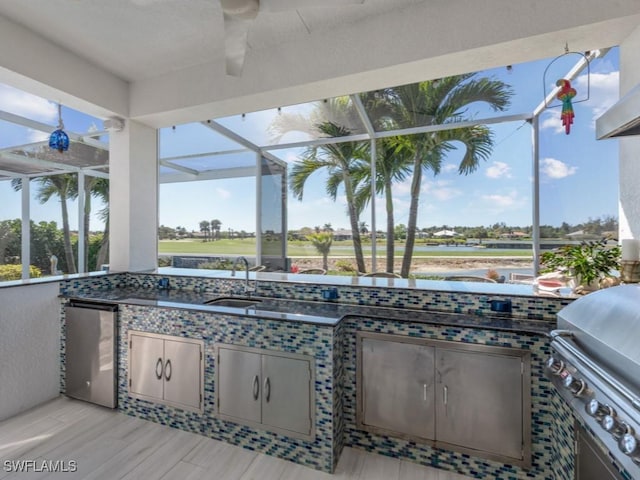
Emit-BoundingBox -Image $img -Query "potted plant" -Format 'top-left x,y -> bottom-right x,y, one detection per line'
540,238 -> 621,292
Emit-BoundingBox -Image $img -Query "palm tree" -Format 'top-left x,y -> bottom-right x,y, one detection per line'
307,231 -> 333,271
199,220 -> 210,241
211,219 -> 222,241
12,174 -> 77,273
92,178 -> 110,270
290,122 -> 369,273
353,137 -> 413,274
381,75 -> 512,277
269,96 -> 363,144
72,174 -> 100,271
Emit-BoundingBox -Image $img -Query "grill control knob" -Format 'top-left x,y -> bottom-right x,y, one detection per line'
546,357 -> 565,375
620,433 -> 640,464
585,400 -> 614,420
562,374 -> 586,396
602,415 -> 633,439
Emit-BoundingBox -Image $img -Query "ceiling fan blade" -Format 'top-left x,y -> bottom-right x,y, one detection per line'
223,13 -> 253,76
260,0 -> 364,12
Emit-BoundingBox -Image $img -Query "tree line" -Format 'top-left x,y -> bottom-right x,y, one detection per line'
1,172 -> 109,276
0,219 -> 106,277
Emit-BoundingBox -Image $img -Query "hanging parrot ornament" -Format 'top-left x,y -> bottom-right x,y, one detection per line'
556,79 -> 576,135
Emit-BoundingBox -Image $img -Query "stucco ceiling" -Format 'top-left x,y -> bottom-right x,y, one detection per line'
0,0 -> 422,82
0,1 -> 639,127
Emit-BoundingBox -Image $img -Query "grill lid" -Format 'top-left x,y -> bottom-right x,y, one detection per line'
557,284 -> 640,390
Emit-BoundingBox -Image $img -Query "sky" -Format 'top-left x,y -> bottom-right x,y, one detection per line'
0,48 -> 620,234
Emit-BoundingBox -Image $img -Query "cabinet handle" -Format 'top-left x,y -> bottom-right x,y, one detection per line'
164,359 -> 172,381
443,385 -> 448,405
423,384 -> 427,401
155,358 -> 163,380
252,375 -> 259,401
264,377 -> 271,403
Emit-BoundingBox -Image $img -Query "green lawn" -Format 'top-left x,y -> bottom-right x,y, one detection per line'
158,239 -> 533,258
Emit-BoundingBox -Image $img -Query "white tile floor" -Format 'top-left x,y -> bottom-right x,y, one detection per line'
0,397 -> 473,480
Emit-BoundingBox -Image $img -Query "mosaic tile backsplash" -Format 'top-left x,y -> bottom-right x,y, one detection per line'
58,272 -> 575,478
59,271 -> 570,321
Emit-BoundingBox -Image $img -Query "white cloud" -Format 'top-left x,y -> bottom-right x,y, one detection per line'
0,84 -> 57,123
216,187 -> 231,199
541,157 -> 577,179
442,163 -> 458,173
28,129 -> 50,143
575,70 -> 619,122
485,161 -> 512,179
479,190 -> 527,214
482,192 -> 517,208
420,179 -> 463,201
432,186 -> 462,201
540,111 -> 565,134
393,177 -> 413,196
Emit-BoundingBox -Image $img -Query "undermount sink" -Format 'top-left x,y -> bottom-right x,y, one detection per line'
204,297 -> 262,308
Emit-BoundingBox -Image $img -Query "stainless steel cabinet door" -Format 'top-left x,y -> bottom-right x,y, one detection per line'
361,338 -> 436,440
164,339 -> 202,410
218,348 -> 261,423
130,334 -> 164,400
435,348 -> 523,459
261,354 -> 312,435
65,306 -> 117,408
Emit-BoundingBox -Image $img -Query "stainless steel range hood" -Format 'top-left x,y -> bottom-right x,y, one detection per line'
596,83 -> 640,139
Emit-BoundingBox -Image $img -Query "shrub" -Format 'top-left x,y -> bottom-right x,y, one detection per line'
158,256 -> 172,267
198,259 -> 233,270
335,259 -> 357,273
540,238 -> 621,285
0,264 -> 42,281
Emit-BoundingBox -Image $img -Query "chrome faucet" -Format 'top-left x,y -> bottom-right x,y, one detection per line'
231,256 -> 253,294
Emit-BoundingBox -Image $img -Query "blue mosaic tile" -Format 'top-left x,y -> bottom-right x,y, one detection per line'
340,317 -> 557,480
117,304 -> 337,473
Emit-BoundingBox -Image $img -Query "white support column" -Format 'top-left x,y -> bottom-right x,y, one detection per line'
109,120 -> 158,272
255,152 -> 262,267
370,138 -> 377,272
531,117 -> 540,277
21,176 -> 29,279
77,171 -> 85,273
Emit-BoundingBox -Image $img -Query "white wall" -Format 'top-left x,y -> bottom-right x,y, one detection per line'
618,25 -> 640,240
109,120 -> 158,272
0,283 -> 61,421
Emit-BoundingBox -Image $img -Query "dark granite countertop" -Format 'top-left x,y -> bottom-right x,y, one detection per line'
62,288 -> 553,335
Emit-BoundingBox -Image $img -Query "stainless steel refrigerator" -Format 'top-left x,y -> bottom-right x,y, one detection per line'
65,301 -> 118,408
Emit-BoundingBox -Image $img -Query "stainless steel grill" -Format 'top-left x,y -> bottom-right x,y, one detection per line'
547,285 -> 640,479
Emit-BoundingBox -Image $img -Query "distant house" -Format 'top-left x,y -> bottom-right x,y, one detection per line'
499,231 -> 528,239
433,229 -> 458,237
333,229 -> 353,241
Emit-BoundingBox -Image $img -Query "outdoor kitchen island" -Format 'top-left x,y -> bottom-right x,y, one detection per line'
59,271 -> 572,480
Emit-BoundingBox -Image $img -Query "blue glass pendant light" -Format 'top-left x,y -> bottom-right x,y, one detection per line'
49,103 -> 69,153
